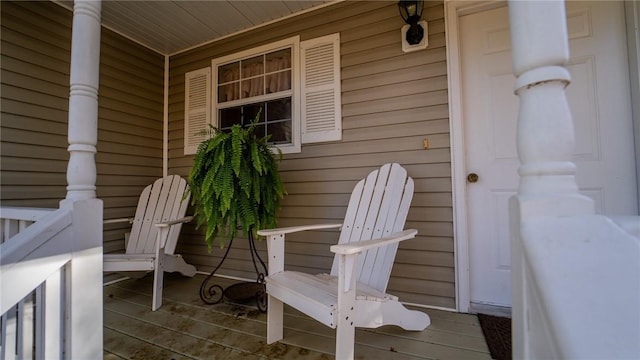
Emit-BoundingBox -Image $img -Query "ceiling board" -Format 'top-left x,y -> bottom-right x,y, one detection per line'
55,1 -> 334,55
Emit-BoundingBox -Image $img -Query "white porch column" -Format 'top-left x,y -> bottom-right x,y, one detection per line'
508,0 -> 593,212
61,2 -> 104,359
508,1 -> 592,358
64,0 -> 102,204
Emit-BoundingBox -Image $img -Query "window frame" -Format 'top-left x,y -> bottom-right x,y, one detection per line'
211,36 -> 301,154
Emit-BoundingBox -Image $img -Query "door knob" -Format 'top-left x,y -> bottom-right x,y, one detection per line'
467,173 -> 479,183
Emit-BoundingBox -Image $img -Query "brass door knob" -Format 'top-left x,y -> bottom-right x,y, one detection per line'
467,173 -> 479,183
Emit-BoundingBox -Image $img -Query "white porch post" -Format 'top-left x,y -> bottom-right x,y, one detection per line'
61,1 -> 104,358
507,0 -> 593,357
64,0 -> 102,203
508,0 -> 592,210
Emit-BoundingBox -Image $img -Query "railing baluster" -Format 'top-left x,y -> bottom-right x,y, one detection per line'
2,220 -> 16,245
43,269 -> 63,359
19,295 -> 35,360
2,306 -> 17,360
35,284 -> 44,360
18,221 -> 28,233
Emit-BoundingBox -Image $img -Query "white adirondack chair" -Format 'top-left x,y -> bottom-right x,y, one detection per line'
103,175 -> 197,311
258,163 -> 430,359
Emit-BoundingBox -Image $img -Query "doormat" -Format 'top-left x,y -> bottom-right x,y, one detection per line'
478,314 -> 511,360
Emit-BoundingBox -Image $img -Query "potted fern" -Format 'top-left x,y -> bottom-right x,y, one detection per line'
188,111 -> 286,251
189,111 -> 286,309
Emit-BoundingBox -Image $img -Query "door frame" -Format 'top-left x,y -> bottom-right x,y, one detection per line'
625,1 -> 640,211
445,0 -> 501,314
444,0 -> 640,313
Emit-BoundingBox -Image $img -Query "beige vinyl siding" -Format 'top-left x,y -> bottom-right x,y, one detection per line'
0,1 -> 165,254
168,1 -> 454,309
1,1 -> 72,207
98,28 -> 165,254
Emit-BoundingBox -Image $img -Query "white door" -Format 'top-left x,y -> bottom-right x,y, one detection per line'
460,2 -> 638,309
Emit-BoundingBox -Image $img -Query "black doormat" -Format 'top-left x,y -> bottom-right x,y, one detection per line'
478,314 -> 512,360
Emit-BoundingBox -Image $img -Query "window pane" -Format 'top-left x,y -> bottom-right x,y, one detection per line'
243,103 -> 265,125
265,71 -> 291,93
253,123 -> 267,139
220,107 -> 242,129
265,49 -> 291,72
219,62 -> 240,83
218,83 -> 239,103
266,98 -> 291,121
242,55 -> 264,78
267,120 -> 291,143
266,98 -> 292,143
241,78 -> 263,98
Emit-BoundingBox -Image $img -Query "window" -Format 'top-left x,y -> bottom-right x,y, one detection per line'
184,33 -> 341,155
214,38 -> 300,153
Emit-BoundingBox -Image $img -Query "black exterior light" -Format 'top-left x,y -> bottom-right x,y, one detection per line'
398,0 -> 424,45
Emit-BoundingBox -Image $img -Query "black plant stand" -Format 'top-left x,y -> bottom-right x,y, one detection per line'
199,231 -> 268,312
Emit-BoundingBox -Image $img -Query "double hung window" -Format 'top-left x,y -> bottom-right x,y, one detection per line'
214,40 -> 298,151
184,33 -> 341,155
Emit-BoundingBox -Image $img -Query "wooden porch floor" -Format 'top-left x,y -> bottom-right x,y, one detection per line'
103,274 -> 492,359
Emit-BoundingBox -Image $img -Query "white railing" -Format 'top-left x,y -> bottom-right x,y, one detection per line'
513,213 -> 640,359
1,208 -> 56,360
0,0 -> 104,358
0,200 -> 103,359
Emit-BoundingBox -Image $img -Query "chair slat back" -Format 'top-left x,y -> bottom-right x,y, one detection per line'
330,163 -> 414,293
126,175 -> 189,255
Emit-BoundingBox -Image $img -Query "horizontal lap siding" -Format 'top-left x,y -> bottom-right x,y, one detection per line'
169,1 -> 454,309
0,1 -> 165,254
1,2 -> 72,207
98,31 -> 165,255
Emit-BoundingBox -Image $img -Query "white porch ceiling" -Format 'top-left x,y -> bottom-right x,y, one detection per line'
57,1 -> 335,55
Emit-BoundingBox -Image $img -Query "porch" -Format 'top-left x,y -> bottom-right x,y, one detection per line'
104,274 -> 492,359
3,0 -> 640,358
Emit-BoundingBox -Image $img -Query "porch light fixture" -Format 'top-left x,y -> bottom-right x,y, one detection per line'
398,0 -> 428,52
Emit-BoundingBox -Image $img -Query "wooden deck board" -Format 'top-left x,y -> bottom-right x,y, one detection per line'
104,274 -> 492,359
104,320 -> 216,359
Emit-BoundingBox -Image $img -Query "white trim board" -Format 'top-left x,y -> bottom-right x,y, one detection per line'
470,302 -> 512,318
625,0 -> 640,211
163,55 -> 169,178
445,0 -> 502,314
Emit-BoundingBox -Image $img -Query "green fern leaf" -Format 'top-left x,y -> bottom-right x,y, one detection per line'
187,108 -> 286,252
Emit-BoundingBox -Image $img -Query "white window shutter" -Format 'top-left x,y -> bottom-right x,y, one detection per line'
184,67 -> 211,155
301,33 -> 342,143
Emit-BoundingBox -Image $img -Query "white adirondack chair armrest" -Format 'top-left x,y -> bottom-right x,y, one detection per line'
257,223 -> 342,236
260,223 -> 342,275
330,229 -> 418,255
103,217 -> 134,225
154,216 -> 194,228
154,216 -> 194,252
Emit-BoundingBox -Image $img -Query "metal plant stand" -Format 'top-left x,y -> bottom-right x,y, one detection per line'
199,231 -> 268,312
